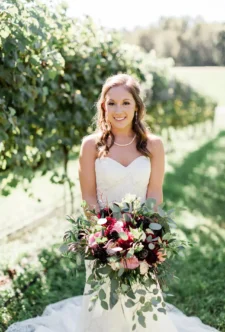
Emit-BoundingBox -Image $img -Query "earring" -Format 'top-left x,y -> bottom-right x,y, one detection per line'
135,111 -> 138,124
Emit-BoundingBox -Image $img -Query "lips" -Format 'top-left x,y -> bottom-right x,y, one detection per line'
114,117 -> 126,121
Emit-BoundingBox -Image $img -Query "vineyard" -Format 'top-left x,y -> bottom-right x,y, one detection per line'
0,1 -> 224,331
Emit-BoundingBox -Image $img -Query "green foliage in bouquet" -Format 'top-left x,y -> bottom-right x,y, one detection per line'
61,195 -> 192,330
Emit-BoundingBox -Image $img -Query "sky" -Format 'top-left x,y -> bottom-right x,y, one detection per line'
59,0 -> 225,30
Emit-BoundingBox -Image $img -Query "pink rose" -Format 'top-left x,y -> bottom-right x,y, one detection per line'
88,231 -> 101,249
120,256 -> 140,270
111,221 -> 124,233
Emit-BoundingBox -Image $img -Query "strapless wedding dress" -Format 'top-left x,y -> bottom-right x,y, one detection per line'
6,156 -> 219,332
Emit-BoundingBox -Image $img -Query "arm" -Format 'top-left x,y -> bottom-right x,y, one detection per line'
146,135 -> 165,211
78,134 -> 100,218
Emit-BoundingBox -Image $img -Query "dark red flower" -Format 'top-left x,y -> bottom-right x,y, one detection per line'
93,245 -> 108,263
104,217 -> 117,237
117,232 -> 134,249
146,249 -> 158,265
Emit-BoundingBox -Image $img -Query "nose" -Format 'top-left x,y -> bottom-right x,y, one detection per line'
114,105 -> 123,113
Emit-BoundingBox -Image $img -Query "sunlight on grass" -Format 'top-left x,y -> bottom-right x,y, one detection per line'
164,130 -> 225,331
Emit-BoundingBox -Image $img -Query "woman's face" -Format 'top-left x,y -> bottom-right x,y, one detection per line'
104,85 -> 137,130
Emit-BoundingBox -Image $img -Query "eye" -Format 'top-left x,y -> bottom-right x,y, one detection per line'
124,102 -> 130,105
108,102 -> 114,105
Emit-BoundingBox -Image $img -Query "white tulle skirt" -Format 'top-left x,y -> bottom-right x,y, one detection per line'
6,261 -> 219,332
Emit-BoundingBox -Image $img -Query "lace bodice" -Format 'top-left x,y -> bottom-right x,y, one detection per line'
95,155 -> 151,209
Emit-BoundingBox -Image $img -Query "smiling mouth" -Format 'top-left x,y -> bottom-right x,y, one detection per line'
114,117 -> 126,121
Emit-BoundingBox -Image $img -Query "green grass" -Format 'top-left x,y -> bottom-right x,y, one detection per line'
171,67 -> 225,106
164,130 -> 225,331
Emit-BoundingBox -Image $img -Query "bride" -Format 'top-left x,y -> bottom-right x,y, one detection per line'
7,74 -> 219,331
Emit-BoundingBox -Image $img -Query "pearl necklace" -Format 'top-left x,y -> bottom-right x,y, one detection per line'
114,134 -> 137,147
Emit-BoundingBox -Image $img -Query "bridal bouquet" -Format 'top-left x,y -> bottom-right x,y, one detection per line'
60,195 -> 190,330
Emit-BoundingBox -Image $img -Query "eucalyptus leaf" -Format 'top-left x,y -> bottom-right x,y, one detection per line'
99,289 -> 106,300
157,206 -> 166,217
124,213 -> 132,222
107,256 -> 119,263
125,299 -> 135,308
98,265 -> 111,274
127,289 -> 136,299
138,315 -> 146,328
153,314 -> 158,321
145,197 -> 156,210
122,284 -> 129,292
111,279 -> 119,292
148,243 -> 155,250
118,268 -> 125,277
146,235 -> 153,242
113,212 -> 122,219
136,289 -> 146,295
126,248 -> 134,258
157,308 -> 167,314
101,300 -> 109,310
150,223 -> 162,231
112,203 -> 121,213
140,296 -> 145,304
151,297 -> 159,306
109,291 -> 118,309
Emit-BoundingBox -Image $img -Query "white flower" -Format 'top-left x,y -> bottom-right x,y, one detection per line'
97,218 -> 107,225
139,260 -> 149,275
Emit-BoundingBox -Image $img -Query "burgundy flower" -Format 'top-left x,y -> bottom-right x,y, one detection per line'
146,249 -> 158,265
93,246 -> 108,263
104,217 -> 117,237
135,249 -> 149,260
109,231 -> 119,241
117,231 -> 134,249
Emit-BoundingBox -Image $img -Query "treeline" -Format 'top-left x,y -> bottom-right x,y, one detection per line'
122,16 -> 225,66
0,1 -> 216,197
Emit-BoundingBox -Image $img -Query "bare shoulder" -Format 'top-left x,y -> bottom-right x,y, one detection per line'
146,133 -> 164,156
80,132 -> 101,158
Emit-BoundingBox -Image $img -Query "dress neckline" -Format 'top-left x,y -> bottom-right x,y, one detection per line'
95,155 -> 149,168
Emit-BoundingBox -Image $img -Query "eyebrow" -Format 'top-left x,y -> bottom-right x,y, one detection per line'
107,98 -> 131,101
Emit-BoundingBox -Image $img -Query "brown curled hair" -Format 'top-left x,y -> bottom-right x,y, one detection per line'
92,73 -> 152,158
